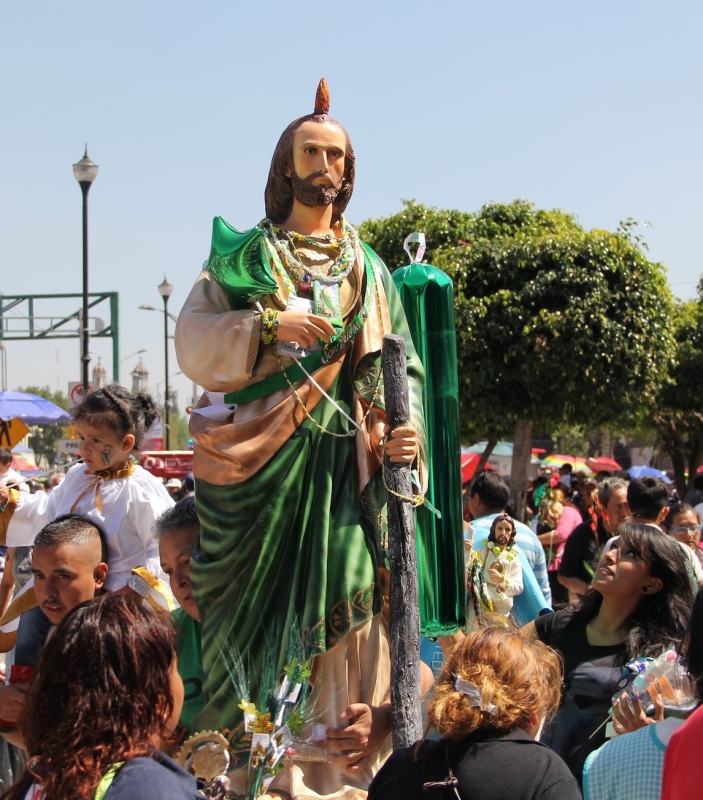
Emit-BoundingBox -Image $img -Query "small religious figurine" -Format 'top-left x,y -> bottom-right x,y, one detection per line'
175,79 -> 425,798
466,514 -> 523,628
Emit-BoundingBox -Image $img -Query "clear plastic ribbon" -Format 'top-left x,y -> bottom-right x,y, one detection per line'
454,676 -> 497,714
403,232 -> 426,264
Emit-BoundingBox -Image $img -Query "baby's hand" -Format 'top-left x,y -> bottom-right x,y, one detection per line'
113,585 -> 142,602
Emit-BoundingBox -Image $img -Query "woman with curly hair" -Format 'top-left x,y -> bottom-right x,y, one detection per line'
368,626 -> 581,799
525,521 -> 694,784
2,594 -> 201,800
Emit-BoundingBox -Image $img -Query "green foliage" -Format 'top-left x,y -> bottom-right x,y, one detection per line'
652,299 -> 703,490
170,411 -> 191,450
358,199 -> 474,271
360,200 -> 674,444
657,300 -> 703,412
16,385 -> 70,464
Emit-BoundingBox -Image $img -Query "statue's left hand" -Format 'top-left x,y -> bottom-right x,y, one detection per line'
371,422 -> 419,464
326,702 -> 391,772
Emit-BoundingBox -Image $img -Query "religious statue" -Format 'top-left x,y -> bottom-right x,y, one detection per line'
175,79 -> 425,798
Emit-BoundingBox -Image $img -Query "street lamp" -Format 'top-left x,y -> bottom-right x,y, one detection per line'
157,277 -> 173,450
139,304 -> 177,324
121,348 -> 147,362
73,146 -> 99,394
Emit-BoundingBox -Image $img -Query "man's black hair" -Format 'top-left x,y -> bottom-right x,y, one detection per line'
469,471 -> 509,512
154,496 -> 200,539
34,514 -> 109,564
627,476 -> 669,523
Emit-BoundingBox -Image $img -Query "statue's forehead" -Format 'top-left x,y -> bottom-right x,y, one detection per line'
292,120 -> 346,150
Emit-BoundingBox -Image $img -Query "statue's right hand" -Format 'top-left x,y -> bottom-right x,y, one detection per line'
275,311 -> 336,348
0,486 -> 9,506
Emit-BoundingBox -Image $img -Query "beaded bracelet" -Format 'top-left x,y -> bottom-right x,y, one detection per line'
260,308 -> 280,346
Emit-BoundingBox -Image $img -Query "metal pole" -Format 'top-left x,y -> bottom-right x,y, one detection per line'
0,343 -> 6,391
163,294 -> 170,450
111,292 -> 120,383
80,181 -> 92,394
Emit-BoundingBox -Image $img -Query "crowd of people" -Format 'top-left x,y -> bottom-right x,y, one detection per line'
1,404 -> 703,799
0,74 -> 700,797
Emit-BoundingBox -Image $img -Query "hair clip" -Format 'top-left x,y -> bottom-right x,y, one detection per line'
453,675 -> 497,714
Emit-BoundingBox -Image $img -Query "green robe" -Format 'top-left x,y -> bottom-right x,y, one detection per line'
182,220 -> 425,756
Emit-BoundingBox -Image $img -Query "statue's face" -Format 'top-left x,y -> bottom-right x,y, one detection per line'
493,518 -> 513,549
288,120 -> 346,207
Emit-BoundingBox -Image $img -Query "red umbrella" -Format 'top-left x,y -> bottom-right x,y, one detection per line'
461,452 -> 496,484
12,455 -> 40,475
587,456 -> 622,473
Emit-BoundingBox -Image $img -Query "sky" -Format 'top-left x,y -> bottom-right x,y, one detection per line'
1,0 -> 701,413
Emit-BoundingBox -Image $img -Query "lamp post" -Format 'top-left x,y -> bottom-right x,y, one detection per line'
73,146 -> 99,394
157,277 -> 174,450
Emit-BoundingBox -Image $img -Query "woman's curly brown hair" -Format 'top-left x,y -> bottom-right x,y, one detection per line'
427,626 -> 562,740
12,595 -> 178,800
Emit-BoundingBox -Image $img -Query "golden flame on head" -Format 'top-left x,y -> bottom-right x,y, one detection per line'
314,78 -> 330,116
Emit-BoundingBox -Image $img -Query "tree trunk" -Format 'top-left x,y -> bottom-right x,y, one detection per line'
510,419 -> 533,523
671,451 -> 688,498
475,437 -> 498,475
382,334 -> 423,749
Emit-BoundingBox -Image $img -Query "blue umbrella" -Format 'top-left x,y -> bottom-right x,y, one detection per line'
628,465 -> 672,484
0,391 -> 72,424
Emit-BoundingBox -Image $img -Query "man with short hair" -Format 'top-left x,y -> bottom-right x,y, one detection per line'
559,463 -> 573,490
627,477 -> 703,587
30,514 -> 108,625
467,471 -> 552,612
0,514 -> 108,738
628,476 -> 670,526
558,478 -> 630,598
0,449 -> 28,494
684,474 -> 703,508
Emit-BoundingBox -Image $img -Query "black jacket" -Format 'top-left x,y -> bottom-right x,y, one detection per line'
369,728 -> 582,800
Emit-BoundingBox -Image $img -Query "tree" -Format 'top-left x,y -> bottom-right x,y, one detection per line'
651,295 -> 703,492
170,411 -> 191,451
358,200 -> 475,271
361,201 -> 674,519
16,386 -> 70,466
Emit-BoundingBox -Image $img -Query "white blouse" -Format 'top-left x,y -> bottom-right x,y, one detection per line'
6,463 -> 174,592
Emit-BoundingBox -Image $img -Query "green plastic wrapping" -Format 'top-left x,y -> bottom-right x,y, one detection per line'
393,261 -> 466,637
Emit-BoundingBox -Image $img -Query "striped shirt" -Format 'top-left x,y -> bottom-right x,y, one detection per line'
583,718 -> 684,800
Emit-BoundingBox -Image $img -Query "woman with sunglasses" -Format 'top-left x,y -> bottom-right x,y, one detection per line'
663,503 -> 703,565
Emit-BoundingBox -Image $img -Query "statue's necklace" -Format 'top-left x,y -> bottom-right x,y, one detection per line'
262,219 -> 358,292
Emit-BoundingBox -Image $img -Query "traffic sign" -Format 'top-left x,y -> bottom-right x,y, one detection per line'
68,382 -> 93,409
56,438 -> 82,461
0,417 -> 31,449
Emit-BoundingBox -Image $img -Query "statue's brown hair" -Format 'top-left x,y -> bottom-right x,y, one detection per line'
264,78 -> 355,224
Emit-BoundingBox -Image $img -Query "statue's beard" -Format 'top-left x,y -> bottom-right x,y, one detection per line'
291,170 -> 341,208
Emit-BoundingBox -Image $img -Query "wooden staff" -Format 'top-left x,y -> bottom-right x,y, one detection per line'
382,333 -> 422,749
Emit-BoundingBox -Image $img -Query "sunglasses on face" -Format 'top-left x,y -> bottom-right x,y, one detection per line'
671,525 -> 702,534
